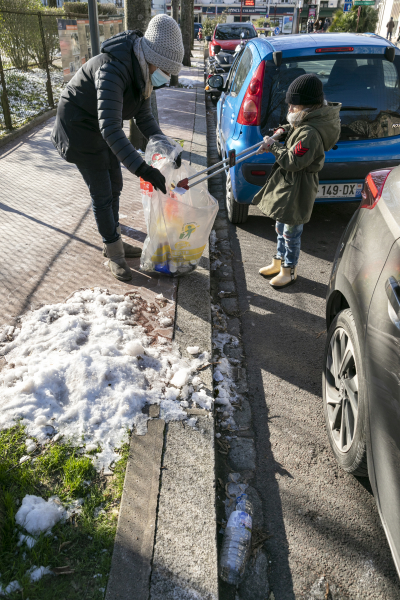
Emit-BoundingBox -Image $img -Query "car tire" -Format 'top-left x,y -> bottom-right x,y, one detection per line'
226,172 -> 249,224
216,127 -> 222,159
204,47 -> 209,60
322,308 -> 368,477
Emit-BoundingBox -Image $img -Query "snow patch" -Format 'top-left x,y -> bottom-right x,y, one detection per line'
15,495 -> 66,535
28,565 -> 53,582
0,289 -> 211,470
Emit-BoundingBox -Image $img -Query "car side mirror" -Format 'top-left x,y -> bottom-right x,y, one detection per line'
208,74 -> 224,90
206,35 -> 212,42
214,44 -> 222,54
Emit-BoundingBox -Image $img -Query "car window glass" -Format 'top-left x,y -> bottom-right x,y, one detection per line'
215,25 -> 257,40
231,47 -> 253,97
224,50 -> 243,93
260,55 -> 400,141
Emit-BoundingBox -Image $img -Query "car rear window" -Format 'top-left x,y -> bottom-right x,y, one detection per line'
260,55 -> 400,141
215,25 -> 257,40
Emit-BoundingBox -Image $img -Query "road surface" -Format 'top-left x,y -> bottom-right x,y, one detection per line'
231,200 -> 400,599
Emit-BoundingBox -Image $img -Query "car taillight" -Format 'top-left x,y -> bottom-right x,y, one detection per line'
237,61 -> 265,126
359,169 -> 393,209
251,170 -> 266,176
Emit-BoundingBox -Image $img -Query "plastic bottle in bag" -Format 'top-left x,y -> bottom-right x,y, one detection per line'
219,494 -> 253,585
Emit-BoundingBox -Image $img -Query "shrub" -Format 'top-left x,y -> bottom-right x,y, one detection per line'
63,2 -> 118,16
329,5 -> 378,33
202,14 -> 227,38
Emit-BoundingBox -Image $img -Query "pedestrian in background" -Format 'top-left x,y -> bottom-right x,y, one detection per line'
387,16 -> 395,40
51,15 -> 184,282
254,75 -> 341,288
323,18 -> 330,31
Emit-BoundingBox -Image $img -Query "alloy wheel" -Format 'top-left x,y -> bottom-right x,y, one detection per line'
325,327 -> 359,453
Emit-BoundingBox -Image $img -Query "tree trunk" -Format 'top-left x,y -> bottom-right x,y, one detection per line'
125,0 -> 157,151
181,0 -> 193,67
191,3 -> 194,50
172,0 -> 179,23
171,0 -> 180,86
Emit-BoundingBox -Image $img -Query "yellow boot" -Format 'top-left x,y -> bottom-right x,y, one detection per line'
270,265 -> 297,288
259,256 -> 282,277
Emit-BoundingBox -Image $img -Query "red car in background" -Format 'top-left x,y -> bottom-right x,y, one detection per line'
206,23 -> 257,57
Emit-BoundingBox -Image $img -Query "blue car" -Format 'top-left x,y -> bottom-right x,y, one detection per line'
213,33 -> 400,223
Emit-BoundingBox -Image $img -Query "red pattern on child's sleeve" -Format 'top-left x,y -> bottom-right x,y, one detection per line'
293,141 -> 309,157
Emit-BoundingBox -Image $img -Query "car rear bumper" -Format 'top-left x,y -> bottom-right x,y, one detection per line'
242,159 -> 400,187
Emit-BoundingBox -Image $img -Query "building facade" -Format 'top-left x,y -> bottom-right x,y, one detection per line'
376,0 -> 400,39
166,0 -> 296,30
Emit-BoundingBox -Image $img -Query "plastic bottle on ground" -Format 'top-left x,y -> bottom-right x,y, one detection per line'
219,493 -> 253,585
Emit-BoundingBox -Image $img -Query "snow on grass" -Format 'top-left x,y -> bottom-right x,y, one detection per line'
16,495 -> 66,535
0,288 -> 212,471
0,67 -> 65,135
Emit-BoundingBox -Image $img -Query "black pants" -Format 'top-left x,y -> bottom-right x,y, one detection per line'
78,163 -> 123,244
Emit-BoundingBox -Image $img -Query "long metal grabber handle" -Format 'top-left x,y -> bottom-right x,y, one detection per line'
187,147 -> 263,189
184,140 -> 266,184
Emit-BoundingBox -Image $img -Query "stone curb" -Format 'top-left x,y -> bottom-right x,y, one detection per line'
0,108 -> 57,149
105,415 -> 165,600
205,98 -> 271,600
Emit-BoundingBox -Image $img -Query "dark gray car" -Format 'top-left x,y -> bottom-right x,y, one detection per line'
324,165 -> 400,576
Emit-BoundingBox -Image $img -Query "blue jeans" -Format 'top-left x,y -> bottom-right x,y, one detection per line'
276,221 -> 303,267
78,163 -> 123,244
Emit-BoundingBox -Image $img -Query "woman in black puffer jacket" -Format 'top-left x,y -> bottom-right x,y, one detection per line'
51,15 -> 184,282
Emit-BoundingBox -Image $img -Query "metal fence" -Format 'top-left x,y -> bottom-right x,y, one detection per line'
0,8 -> 123,134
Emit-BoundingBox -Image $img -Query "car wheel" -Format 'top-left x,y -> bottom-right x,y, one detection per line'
216,127 -> 222,159
322,308 -> 368,477
204,47 -> 209,60
226,172 -> 249,224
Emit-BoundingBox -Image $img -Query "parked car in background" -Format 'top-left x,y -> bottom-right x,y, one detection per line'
323,164 -> 400,578
206,22 -> 257,58
210,33 -> 400,223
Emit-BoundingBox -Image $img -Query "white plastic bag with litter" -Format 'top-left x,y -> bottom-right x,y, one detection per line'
140,135 -> 218,276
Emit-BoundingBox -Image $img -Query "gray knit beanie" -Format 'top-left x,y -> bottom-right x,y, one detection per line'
142,15 -> 184,76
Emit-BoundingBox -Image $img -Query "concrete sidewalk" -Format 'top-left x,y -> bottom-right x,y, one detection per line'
0,44 -> 218,600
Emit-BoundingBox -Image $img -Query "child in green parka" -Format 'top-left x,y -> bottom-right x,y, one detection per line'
254,73 -> 341,288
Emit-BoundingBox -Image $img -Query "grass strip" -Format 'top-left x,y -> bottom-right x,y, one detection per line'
0,423 -> 129,599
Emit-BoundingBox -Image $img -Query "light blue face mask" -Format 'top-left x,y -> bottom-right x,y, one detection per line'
151,68 -> 171,88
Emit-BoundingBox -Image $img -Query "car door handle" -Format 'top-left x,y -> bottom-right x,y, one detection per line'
385,277 -> 400,317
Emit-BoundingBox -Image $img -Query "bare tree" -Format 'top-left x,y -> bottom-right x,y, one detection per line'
181,0 -> 193,67
125,0 -> 158,151
170,0 -> 180,86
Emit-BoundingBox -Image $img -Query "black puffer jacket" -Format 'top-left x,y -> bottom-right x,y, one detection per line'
51,30 -> 162,172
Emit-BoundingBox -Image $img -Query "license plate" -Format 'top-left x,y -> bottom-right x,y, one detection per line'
317,183 -> 363,199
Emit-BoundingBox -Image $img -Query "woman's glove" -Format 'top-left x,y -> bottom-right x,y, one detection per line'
174,153 -> 182,169
136,163 -> 167,194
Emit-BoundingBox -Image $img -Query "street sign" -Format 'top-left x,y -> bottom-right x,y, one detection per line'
343,2 -> 352,10
274,26 -> 280,35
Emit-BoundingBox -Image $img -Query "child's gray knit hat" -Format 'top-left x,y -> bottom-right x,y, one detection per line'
142,15 -> 184,76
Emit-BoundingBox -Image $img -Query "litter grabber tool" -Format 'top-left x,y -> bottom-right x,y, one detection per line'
172,133 -> 283,194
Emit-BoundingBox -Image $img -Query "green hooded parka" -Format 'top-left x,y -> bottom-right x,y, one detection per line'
253,102 -> 341,226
